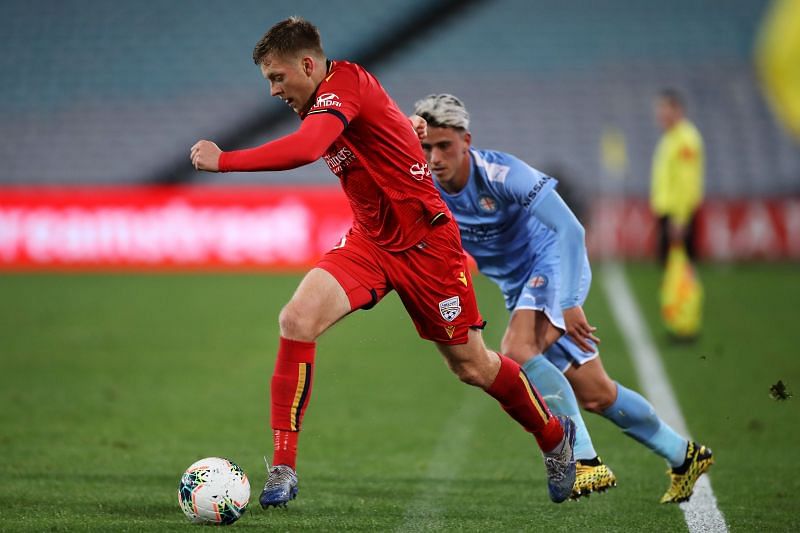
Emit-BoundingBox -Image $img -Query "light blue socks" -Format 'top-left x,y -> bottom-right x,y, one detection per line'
522,356 -> 597,461
602,382 -> 687,467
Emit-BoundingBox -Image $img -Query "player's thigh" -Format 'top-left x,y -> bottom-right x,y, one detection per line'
435,328 -> 499,388
282,231 -> 390,340
564,357 -> 617,412
280,267 -> 352,340
316,231 -> 390,312
389,220 -> 484,345
501,309 -> 562,364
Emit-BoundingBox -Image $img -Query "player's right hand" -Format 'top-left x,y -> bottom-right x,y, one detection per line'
563,305 -> 600,353
408,114 -> 427,140
190,140 -> 222,172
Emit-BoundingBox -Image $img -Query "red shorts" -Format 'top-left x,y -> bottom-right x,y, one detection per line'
317,219 -> 484,345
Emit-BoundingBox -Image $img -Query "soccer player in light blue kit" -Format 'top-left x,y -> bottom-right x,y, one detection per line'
413,94 -> 713,503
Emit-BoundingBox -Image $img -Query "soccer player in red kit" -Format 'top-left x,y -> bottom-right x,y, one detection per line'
190,17 -> 577,507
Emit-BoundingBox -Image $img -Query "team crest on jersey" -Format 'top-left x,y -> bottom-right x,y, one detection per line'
439,296 -> 461,322
528,274 -> 548,289
478,195 -> 497,213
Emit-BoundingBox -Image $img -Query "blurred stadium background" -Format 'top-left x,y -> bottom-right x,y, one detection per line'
1,0 -> 798,265
1,1 -> 798,531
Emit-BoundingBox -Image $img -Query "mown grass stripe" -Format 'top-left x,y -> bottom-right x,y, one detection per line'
395,389 -> 487,532
602,263 -> 728,533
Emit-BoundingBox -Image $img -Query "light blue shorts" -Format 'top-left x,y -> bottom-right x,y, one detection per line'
508,243 -> 598,373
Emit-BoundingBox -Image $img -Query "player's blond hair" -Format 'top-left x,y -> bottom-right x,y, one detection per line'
413,94 -> 470,131
253,17 -> 325,65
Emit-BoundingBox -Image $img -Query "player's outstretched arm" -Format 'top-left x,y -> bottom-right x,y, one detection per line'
530,190 -> 600,352
189,113 -> 345,173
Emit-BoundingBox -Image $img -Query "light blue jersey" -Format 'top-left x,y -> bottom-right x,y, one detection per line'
433,149 -> 556,301
434,148 -> 595,369
434,149 -> 587,305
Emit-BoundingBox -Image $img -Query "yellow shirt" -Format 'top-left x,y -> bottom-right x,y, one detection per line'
650,119 -> 705,225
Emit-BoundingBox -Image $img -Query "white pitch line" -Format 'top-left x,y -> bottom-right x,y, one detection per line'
601,262 -> 728,533
396,389 -> 487,532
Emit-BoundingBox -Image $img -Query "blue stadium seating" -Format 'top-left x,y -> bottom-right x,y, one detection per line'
1,0 -> 798,199
379,0 -> 799,199
0,0 -> 429,184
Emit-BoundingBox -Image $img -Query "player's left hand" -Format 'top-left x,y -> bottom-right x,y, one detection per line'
409,114 -> 427,140
563,305 -> 600,353
190,140 -> 222,172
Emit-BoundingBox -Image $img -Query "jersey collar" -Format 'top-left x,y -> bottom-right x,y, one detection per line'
300,59 -> 334,119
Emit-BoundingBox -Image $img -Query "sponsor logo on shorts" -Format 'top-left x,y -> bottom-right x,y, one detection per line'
457,271 -> 468,287
444,325 -> 456,339
409,162 -> 432,181
528,274 -> 548,289
478,195 -> 497,213
439,296 -> 461,322
314,92 -> 342,108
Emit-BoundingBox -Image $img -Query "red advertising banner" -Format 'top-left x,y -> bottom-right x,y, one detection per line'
587,197 -> 800,260
0,186 -> 353,270
1,187 -> 798,270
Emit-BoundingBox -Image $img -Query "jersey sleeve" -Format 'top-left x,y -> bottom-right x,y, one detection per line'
218,113 -> 344,172
490,154 -> 558,212
529,190 -> 587,309
304,63 -> 362,128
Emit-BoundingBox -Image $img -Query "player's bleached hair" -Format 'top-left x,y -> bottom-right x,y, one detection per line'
413,94 -> 470,131
253,16 -> 325,65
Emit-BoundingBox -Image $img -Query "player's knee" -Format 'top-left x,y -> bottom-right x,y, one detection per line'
278,303 -> 318,341
457,368 -> 485,387
502,339 -> 546,366
451,362 -> 487,388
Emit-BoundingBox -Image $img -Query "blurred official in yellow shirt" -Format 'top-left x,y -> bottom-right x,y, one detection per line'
651,89 -> 705,264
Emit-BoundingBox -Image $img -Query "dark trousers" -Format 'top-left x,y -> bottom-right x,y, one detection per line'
657,214 -> 698,266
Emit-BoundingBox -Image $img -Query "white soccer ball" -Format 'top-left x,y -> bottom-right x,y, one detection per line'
178,457 -> 250,525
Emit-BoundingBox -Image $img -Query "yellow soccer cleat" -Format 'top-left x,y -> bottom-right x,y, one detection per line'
570,457 -> 617,500
660,442 -> 714,504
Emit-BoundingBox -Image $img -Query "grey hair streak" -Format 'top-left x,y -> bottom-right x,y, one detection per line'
413,93 -> 470,130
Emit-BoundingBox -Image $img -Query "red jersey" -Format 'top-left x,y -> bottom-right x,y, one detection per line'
218,60 -> 449,252
303,61 -> 449,251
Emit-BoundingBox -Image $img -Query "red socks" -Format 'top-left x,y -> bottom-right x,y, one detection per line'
270,341 -> 562,468
271,337 -> 316,469
487,354 -> 564,452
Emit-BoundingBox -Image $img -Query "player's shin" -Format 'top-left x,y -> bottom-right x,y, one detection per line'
270,336 -> 316,470
486,354 -> 563,452
522,356 -> 597,460
601,382 -> 687,467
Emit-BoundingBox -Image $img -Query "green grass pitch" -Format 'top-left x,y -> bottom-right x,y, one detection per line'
1,263 -> 798,531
